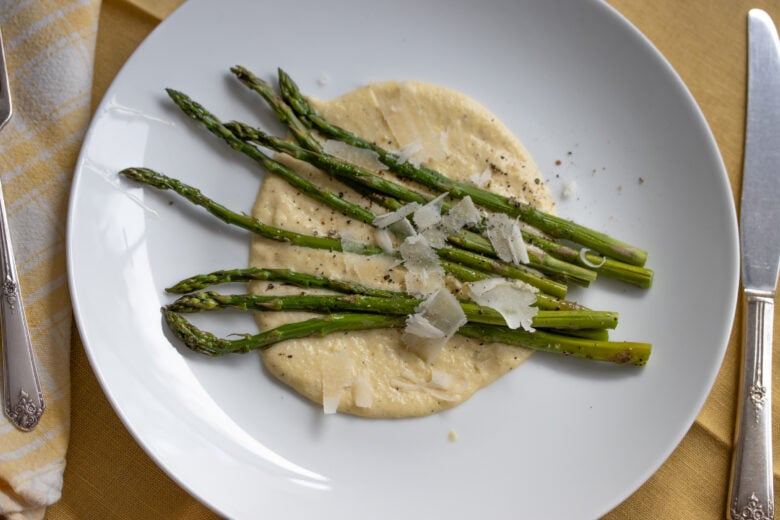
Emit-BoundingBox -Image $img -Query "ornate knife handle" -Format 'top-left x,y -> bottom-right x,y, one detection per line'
728,290 -> 774,520
0,183 -> 43,431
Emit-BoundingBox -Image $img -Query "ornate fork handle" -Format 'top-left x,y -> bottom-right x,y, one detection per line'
0,181 -> 43,431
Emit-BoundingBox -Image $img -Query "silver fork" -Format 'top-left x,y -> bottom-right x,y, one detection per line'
0,28 -> 43,431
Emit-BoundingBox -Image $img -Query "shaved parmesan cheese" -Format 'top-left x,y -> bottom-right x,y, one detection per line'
340,234 -> 365,254
579,248 -> 607,268
374,228 -> 395,253
323,139 -> 386,171
388,218 -> 417,239
420,227 -> 448,249
397,140 -> 423,165
352,374 -> 374,409
322,394 -> 340,415
321,350 -> 354,414
469,167 -> 492,188
392,367 -> 462,402
429,368 -> 454,390
561,178 -> 577,199
317,72 -> 331,86
466,278 -> 538,331
399,234 -> 445,295
403,288 -> 467,362
439,130 -> 451,156
405,195 -> 479,250
399,234 -> 441,269
467,276 -> 538,295
465,277 -> 504,294
440,196 -> 481,233
405,313 -> 447,338
412,192 -> 448,231
373,202 -> 422,228
404,270 -> 445,296
485,212 -> 529,265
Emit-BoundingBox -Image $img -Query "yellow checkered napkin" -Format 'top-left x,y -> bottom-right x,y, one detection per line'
0,1 -> 100,519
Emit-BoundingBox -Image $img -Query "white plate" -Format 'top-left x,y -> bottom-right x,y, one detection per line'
66,0 -> 739,518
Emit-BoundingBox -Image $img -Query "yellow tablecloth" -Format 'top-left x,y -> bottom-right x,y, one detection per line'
43,0 -> 779,518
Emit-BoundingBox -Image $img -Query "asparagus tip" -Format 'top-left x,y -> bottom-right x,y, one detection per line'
119,167 -> 171,191
165,87 -> 197,115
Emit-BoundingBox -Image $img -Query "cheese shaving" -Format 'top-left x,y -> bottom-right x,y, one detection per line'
412,192 -> 448,231
374,228 -> 395,254
352,374 -> 374,409
321,350 -> 354,414
429,368 -> 454,390
340,234 -> 365,254
396,140 -> 423,166
399,234 -> 445,295
440,196 -> 481,233
466,278 -> 538,331
439,130 -> 451,156
373,202 -> 422,228
404,269 -> 445,296
402,288 -> 467,362
323,139 -> 386,171
317,72 -> 331,86
562,178 -> 577,199
399,234 -> 441,270
388,218 -> 417,239
420,227 -> 448,249
392,368 -> 462,402
405,313 -> 447,338
579,247 -> 607,268
485,212 -> 529,265
468,167 -> 492,188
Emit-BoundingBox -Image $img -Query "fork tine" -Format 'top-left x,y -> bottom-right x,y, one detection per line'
0,28 -> 12,130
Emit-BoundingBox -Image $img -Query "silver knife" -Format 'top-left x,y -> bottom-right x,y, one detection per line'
728,8 -> 780,520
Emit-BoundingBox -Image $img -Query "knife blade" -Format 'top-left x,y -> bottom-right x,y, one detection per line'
727,8 -> 780,520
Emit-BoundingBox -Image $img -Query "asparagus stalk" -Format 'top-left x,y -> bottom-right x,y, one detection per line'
164,309 -> 404,356
275,67 -> 649,267
124,163 -> 566,298
164,90 -> 570,298
166,88 -> 376,226
456,325 -> 650,365
229,66 -> 323,153
226,120 -> 597,287
225,119 -> 430,207
166,265 -> 586,314
524,230 -> 653,288
119,167 -> 383,255
445,227 -> 595,285
167,291 -> 619,331
340,174 -> 653,288
166,267 -> 399,296
163,308 -> 649,365
227,71 -> 652,286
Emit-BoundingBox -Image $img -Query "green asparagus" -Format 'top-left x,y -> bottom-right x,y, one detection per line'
121,67 -> 655,374
276,67 -> 649,267
163,308 -> 649,365
167,291 -> 619,331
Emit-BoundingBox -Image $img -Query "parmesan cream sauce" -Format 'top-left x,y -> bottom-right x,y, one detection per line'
250,81 -> 554,417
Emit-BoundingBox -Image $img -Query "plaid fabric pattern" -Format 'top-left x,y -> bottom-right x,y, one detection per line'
0,1 -> 100,518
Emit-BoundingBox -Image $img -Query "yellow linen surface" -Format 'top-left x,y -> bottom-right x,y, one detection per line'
5,0 -> 773,518
0,1 -> 99,519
